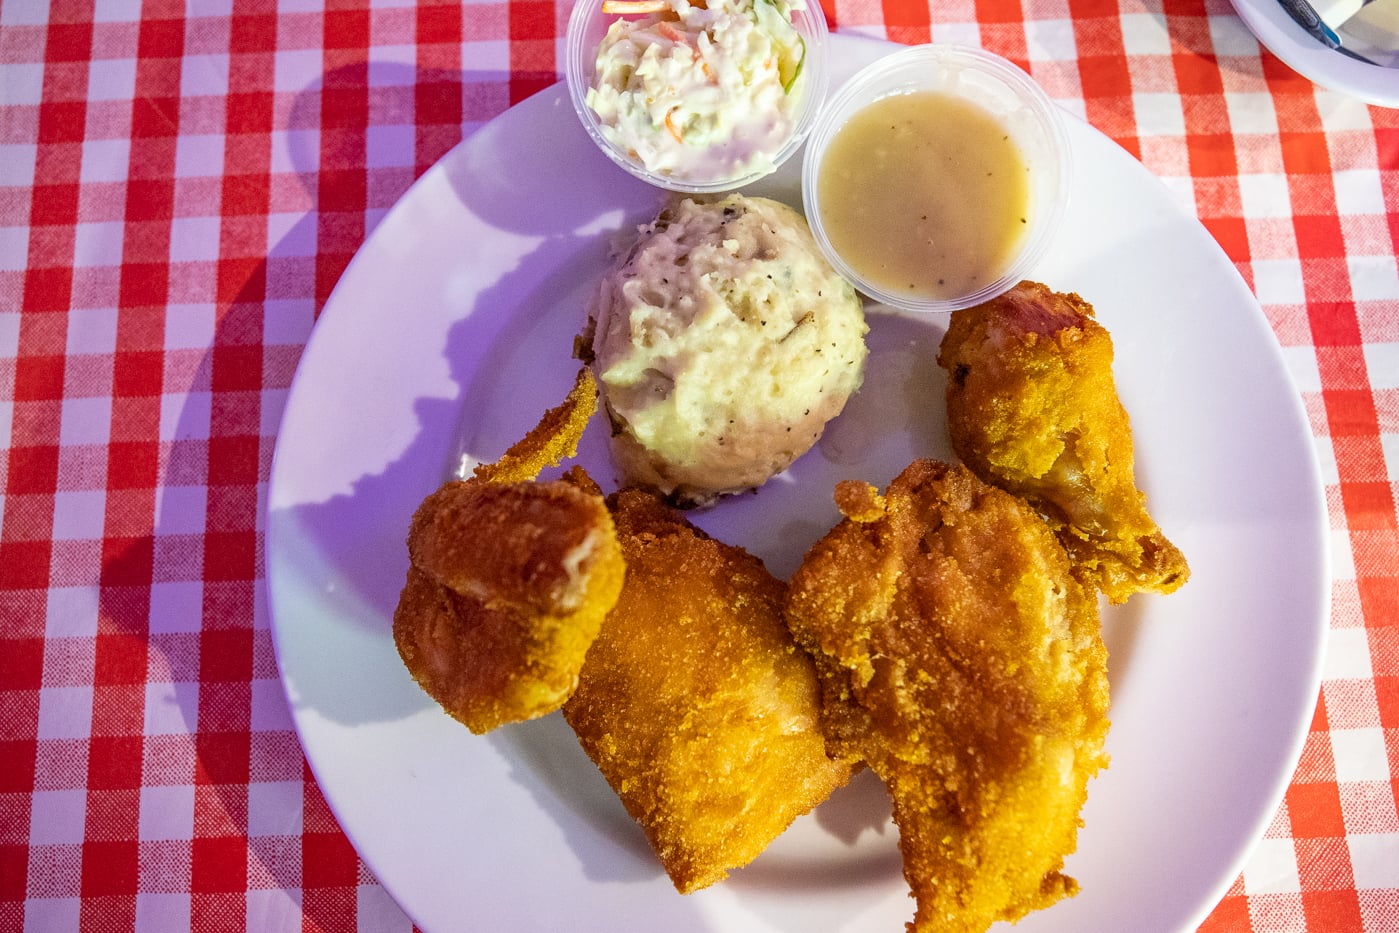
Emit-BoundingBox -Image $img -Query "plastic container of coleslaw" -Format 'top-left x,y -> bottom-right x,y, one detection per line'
565,0 -> 829,193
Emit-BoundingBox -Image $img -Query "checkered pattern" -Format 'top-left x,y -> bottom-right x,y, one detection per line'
0,0 -> 1395,930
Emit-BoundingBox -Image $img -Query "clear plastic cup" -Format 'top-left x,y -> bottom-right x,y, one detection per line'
565,0 -> 829,194
801,43 -> 1071,313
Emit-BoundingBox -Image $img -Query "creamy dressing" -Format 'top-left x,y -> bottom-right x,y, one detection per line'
815,91 -> 1031,300
586,0 -> 807,183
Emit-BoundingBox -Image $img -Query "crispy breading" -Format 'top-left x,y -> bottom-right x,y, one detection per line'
472,367 -> 599,484
393,469 -> 623,734
562,488 -> 855,894
937,281 -> 1189,603
785,460 -> 1110,933
392,367 -> 621,734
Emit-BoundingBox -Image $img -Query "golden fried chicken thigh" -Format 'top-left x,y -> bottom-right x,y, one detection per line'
562,488 -> 854,893
937,281 -> 1189,603
786,460 -> 1110,933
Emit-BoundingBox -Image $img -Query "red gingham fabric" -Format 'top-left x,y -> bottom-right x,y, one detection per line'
1,0 -> 1396,931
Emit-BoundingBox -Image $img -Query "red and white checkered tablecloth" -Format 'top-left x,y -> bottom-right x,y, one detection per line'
1,0 -> 1396,930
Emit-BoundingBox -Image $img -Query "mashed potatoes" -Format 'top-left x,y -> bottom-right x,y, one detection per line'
584,194 -> 867,506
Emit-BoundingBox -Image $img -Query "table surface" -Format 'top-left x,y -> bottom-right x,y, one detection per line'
1,1 -> 1396,931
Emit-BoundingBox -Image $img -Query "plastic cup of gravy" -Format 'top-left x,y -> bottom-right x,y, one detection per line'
801,44 -> 1070,313
566,0 -> 829,194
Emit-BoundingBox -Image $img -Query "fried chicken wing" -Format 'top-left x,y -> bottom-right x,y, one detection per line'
394,469 -> 624,733
392,369 -> 624,734
786,460 -> 1110,933
562,488 -> 855,893
937,281 -> 1189,603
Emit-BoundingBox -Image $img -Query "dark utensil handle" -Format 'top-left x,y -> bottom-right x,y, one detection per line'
1277,0 -> 1346,48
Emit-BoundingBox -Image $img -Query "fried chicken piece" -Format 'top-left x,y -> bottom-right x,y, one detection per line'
937,281 -> 1189,603
471,367 -> 598,484
786,460 -> 1110,933
393,369 -> 623,734
562,488 -> 855,893
394,469 -> 624,734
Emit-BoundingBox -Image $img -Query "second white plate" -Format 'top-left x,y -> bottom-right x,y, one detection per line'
1229,0 -> 1399,107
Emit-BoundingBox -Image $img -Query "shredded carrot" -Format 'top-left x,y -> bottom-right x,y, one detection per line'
601,0 -> 669,13
664,109 -> 684,143
656,21 -> 687,43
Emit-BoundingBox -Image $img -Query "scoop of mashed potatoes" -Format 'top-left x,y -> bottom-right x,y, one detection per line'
585,194 -> 867,506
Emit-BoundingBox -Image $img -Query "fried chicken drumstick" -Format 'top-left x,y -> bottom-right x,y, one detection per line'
392,369 -> 624,734
786,460 -> 1111,933
563,487 -> 854,893
937,281 -> 1189,603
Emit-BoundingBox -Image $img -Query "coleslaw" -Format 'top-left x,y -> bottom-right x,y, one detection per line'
585,0 -> 810,183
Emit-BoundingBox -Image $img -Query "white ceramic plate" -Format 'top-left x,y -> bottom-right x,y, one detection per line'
1228,0 -> 1399,107
267,34 -> 1329,933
